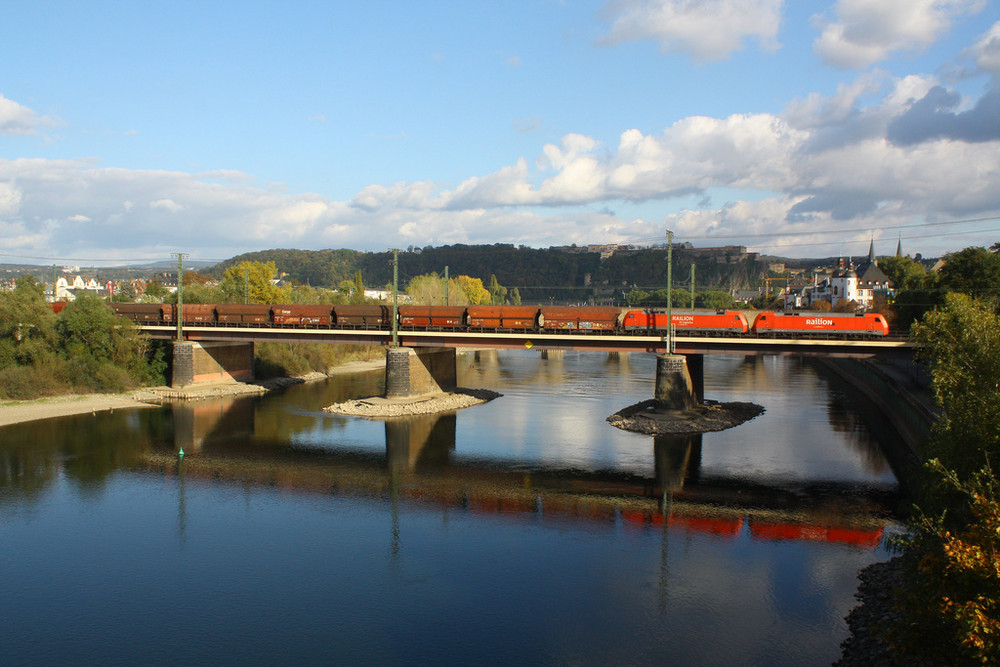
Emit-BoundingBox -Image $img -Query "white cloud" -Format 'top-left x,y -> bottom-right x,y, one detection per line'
150,199 -> 185,212
968,21 -> 1000,77
599,0 -> 784,62
813,0 -> 985,69
0,181 -> 23,216
0,94 -> 42,135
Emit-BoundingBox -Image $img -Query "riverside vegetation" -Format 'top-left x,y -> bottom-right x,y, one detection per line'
839,244 -> 1000,664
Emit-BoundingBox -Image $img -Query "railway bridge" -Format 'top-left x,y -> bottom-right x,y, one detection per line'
137,322 -> 913,408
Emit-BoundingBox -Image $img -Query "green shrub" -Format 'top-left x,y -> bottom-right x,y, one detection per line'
91,363 -> 133,393
0,364 -> 68,399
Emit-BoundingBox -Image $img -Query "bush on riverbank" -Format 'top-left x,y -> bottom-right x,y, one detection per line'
0,280 -> 167,399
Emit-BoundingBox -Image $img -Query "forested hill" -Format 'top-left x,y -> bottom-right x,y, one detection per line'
211,245 -> 768,302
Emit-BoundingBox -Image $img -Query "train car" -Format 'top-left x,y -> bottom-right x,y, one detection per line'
111,302 -> 171,324
751,311 -> 889,337
215,304 -> 271,326
271,304 -> 333,326
398,305 -> 467,329
466,305 -> 539,330
334,304 -> 390,328
622,309 -> 749,334
538,306 -> 624,331
179,304 -> 217,324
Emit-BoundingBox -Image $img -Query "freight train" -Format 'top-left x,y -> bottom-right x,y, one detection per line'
107,303 -> 890,338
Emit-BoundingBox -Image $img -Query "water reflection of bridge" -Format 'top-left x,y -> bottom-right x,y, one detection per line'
145,398 -> 894,549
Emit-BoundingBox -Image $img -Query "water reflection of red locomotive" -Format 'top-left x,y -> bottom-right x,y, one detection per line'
108,303 -> 891,337
621,509 -> 884,548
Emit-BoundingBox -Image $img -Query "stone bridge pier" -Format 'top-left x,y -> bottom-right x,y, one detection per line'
171,341 -> 255,388
384,347 -> 457,398
655,353 -> 704,408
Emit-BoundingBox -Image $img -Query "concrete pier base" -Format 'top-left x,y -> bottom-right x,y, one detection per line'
654,354 -> 698,410
384,347 -> 457,399
171,341 -> 254,388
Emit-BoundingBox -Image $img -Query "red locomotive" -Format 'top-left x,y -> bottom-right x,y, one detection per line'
623,310 -> 750,335
751,311 -> 888,337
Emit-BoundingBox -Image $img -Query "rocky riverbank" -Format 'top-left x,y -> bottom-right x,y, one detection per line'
835,557 -> 932,666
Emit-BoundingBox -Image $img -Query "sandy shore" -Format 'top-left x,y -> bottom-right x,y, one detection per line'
0,393 -> 157,427
0,358 -> 391,428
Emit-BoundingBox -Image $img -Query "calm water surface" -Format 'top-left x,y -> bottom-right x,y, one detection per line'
1,351 -> 901,665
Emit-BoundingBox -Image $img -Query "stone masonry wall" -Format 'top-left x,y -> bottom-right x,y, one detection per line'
384,347 -> 457,398
172,341 -> 254,387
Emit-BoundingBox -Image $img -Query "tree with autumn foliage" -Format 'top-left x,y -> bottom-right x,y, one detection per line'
219,260 -> 289,304
890,293 -> 1000,662
455,275 -> 490,305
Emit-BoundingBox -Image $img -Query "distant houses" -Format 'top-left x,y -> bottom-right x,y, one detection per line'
43,274 -> 153,302
783,241 -> 893,311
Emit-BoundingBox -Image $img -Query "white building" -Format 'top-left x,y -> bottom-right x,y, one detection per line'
49,274 -> 107,302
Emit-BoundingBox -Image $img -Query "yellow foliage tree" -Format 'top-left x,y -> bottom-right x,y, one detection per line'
220,261 -> 289,304
456,275 -> 490,305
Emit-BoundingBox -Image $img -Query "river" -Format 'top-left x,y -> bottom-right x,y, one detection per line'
0,350 -> 901,665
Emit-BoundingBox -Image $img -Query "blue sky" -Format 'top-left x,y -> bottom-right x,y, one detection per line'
2,0 -> 999,265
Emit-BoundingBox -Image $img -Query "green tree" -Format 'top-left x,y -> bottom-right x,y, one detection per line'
879,255 -> 927,291
220,260 -> 289,304
509,287 -> 522,306
913,293 -> 1000,478
488,274 -> 507,305
166,283 -> 225,304
143,280 -> 168,301
626,290 -> 650,306
891,293 -> 1000,663
937,246 -> 1000,300
338,279 -> 357,298
353,270 -> 364,297
0,277 -> 58,369
696,290 -> 736,310
406,273 -> 470,305
57,294 -> 161,390
115,282 -> 138,302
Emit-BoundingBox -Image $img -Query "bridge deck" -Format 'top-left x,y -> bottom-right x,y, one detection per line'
141,325 -> 913,357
